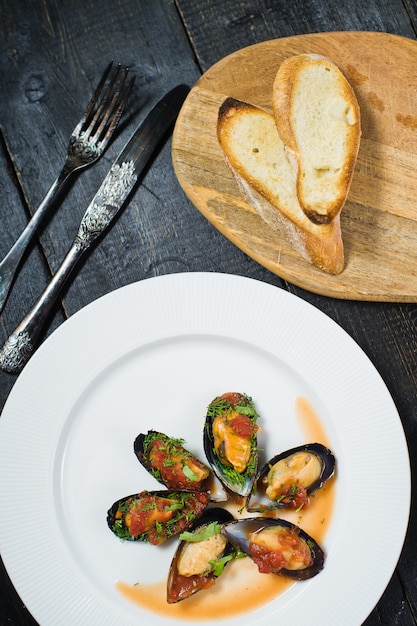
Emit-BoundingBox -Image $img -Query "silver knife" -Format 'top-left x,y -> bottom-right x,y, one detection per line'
0,84 -> 190,375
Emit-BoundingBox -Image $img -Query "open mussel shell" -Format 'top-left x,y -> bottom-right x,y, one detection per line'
246,443 -> 335,512
222,517 -> 324,580
203,392 -> 259,497
107,489 -> 210,545
167,507 -> 235,603
134,430 -> 228,502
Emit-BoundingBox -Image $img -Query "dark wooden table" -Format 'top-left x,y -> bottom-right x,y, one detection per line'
0,1 -> 416,624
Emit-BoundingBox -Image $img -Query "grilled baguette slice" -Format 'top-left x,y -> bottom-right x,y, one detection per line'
217,97 -> 344,274
272,54 -> 361,225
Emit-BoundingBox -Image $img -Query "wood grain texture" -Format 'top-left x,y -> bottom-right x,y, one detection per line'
174,0 -> 417,72
173,32 -> 417,301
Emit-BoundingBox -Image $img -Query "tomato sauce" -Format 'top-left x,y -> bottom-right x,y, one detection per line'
167,572 -> 215,604
147,438 -> 209,489
128,495 -> 175,540
229,414 -> 257,438
248,526 -> 313,574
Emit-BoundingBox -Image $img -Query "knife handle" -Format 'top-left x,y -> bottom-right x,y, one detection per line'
0,163 -> 137,375
0,242 -> 84,374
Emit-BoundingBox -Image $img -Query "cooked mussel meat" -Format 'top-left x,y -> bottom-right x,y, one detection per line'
247,443 -> 335,512
134,430 -> 211,490
107,490 -> 210,545
203,392 -> 259,496
167,508 -> 236,603
222,517 -> 324,580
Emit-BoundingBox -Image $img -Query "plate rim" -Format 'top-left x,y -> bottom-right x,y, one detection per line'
0,272 -> 411,625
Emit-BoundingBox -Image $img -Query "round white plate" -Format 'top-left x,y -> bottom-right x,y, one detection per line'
0,273 -> 410,626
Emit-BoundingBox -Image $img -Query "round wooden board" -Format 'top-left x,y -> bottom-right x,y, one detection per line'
172,31 -> 417,301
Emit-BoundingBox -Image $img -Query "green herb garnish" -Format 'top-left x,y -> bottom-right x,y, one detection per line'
179,522 -> 222,543
182,464 -> 200,482
209,550 -> 246,576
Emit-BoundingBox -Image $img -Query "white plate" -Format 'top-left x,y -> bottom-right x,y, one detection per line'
0,272 -> 410,626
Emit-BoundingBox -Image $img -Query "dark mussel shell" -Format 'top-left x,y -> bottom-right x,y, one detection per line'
167,507 -> 235,603
203,392 -> 260,497
107,490 -> 210,545
222,517 -> 324,580
134,430 -> 228,502
246,443 -> 335,512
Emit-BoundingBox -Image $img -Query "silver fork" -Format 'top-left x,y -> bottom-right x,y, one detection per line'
0,61 -> 135,314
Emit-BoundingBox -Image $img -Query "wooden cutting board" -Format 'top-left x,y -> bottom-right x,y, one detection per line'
172,32 -> 417,301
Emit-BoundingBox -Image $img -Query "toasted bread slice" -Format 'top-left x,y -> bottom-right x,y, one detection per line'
272,54 -> 361,225
217,97 -> 344,274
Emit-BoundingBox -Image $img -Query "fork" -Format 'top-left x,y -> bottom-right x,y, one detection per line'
0,61 -> 135,314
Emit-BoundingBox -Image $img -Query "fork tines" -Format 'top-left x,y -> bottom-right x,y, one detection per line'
74,62 -> 135,149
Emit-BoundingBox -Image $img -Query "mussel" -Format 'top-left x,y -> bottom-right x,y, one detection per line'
203,392 -> 259,497
167,507 -> 235,603
107,490 -> 210,545
134,430 -> 228,502
222,517 -> 324,580
246,443 -> 335,512
134,430 -> 212,490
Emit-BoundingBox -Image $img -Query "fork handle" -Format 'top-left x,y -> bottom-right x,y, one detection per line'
0,237 -> 83,374
0,162 -> 73,314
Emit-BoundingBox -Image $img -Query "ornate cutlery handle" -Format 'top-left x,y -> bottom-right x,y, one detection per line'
0,161 -> 137,374
0,245 -> 81,374
0,165 -> 73,314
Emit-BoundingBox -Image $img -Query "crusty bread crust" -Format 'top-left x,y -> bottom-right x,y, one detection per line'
217,97 -> 344,274
272,54 -> 361,225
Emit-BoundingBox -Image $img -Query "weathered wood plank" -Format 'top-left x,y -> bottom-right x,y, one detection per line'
0,131 -> 65,408
175,0 -> 416,71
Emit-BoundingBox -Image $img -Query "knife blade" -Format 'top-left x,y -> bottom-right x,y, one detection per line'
0,84 -> 190,374
75,83 -> 190,252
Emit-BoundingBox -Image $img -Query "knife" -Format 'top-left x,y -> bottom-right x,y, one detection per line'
0,84 -> 190,375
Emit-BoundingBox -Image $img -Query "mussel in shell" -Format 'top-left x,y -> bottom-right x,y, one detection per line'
134,430 -> 228,502
107,490 -> 210,545
134,430 -> 211,490
167,508 -> 235,603
203,392 -> 259,497
246,443 -> 335,512
222,517 -> 324,580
